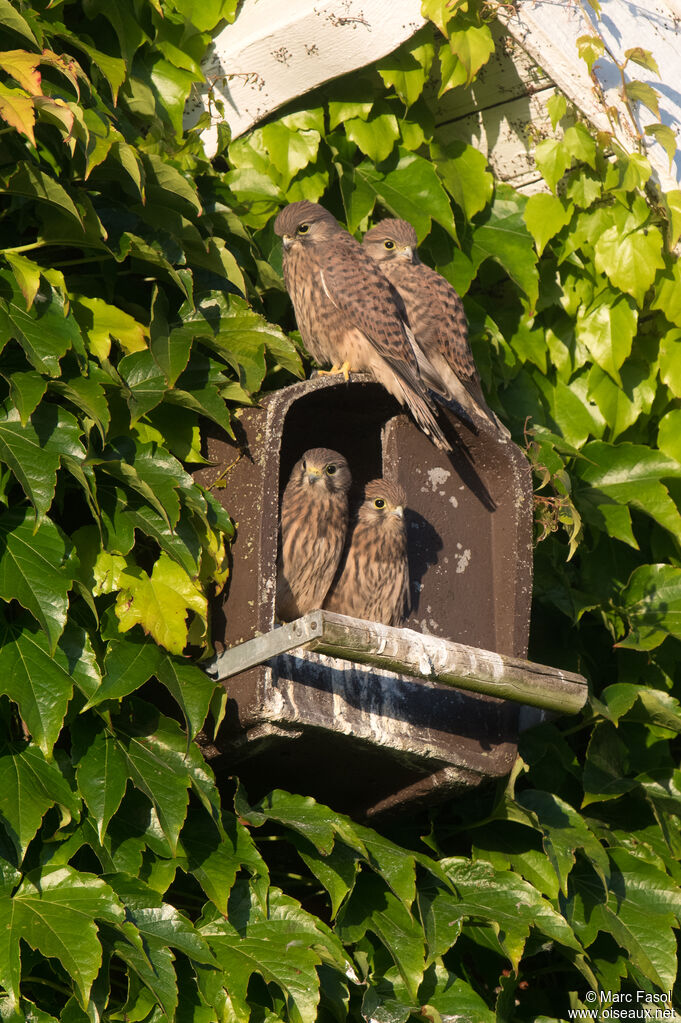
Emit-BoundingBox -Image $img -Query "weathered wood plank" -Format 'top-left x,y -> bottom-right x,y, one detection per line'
207,610 -> 588,715
500,0 -> 681,192
186,0 -> 426,153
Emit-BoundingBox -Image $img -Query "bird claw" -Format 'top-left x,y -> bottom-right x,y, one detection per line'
317,361 -> 353,381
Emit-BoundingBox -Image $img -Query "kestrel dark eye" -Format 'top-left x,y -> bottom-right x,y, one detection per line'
326,464 -> 337,475
374,498 -> 386,509
297,223 -> 310,235
384,240 -> 395,250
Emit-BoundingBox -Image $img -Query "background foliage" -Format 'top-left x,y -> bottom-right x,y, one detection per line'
0,0 -> 680,1020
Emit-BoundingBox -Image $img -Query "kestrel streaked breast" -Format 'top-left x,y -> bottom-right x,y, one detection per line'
324,479 -> 409,628
363,218 -> 510,437
276,448 -> 352,621
273,201 -> 451,452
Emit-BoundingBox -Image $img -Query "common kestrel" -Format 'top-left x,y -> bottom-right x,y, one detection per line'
363,218 -> 510,437
324,479 -> 409,627
276,448 -> 352,621
274,201 -> 451,452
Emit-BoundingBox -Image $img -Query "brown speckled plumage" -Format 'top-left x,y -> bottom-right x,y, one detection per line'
363,218 -> 509,437
274,201 -> 451,451
276,448 -> 351,621
324,479 -> 409,627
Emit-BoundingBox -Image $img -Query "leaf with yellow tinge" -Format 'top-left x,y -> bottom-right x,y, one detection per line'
4,252 -> 41,309
0,50 -> 41,93
114,553 -> 207,655
624,81 -> 660,119
523,193 -> 573,255
594,213 -> 664,306
576,34 -> 604,75
74,296 -> 148,358
0,82 -> 35,144
446,24 -> 494,87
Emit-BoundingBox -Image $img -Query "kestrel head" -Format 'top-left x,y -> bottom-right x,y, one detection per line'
274,201 -> 340,250
358,479 -> 407,527
289,448 -> 351,497
363,219 -> 420,266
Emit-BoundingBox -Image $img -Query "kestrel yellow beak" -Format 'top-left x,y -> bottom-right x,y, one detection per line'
282,234 -> 294,250
392,505 -> 405,519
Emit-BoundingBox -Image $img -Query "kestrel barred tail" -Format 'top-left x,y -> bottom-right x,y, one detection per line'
362,218 -> 510,438
324,479 -> 409,628
274,201 -> 452,452
276,448 -> 352,621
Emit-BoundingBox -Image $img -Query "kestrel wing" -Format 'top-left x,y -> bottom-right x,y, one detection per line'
415,264 -> 476,381
316,239 -> 424,387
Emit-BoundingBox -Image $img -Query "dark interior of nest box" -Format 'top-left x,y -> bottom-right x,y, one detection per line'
269,375 -> 532,658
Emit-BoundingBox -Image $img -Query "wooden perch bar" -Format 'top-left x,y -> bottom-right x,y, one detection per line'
206,611 -> 588,716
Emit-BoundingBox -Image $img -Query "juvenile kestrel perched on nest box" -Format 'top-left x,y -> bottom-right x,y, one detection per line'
276,448 -> 352,621
363,218 -> 510,437
325,479 -> 409,628
274,201 -> 451,452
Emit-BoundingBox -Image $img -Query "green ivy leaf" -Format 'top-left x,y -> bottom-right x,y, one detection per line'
575,290 -> 637,383
576,33 -> 604,74
471,188 -> 538,309
446,23 -> 494,86
179,806 -> 268,916
261,121 -> 321,189
623,81 -> 660,119
48,368 -> 111,438
651,259 -> 681,327
593,848 -> 681,991
345,109 -> 399,165
659,327 -> 681,393
431,140 -> 493,221
0,613 -> 99,755
618,564 -> 681,650
0,508 -> 75,652
577,441 -> 681,542
644,123 -> 676,168
356,149 -> 457,240
109,702 -> 203,853
0,744 -> 79,859
200,880 -> 345,1023
74,721 -> 128,844
438,857 -> 581,969
594,211 -> 664,305
3,252 -> 41,310
658,408 -> 681,464
0,400 -> 85,521
337,873 -> 425,1001
2,370 -> 47,426
119,349 -> 168,423
0,865 -> 124,1004
376,32 -> 435,108
534,138 -> 570,193
4,163 -> 83,229
523,193 -> 572,255
73,295 -> 148,360
587,362 -> 655,442
515,791 -> 609,896
420,962 -> 495,1023
0,276 -> 84,376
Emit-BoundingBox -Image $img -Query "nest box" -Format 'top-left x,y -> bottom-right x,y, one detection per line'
194,375 -> 585,818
